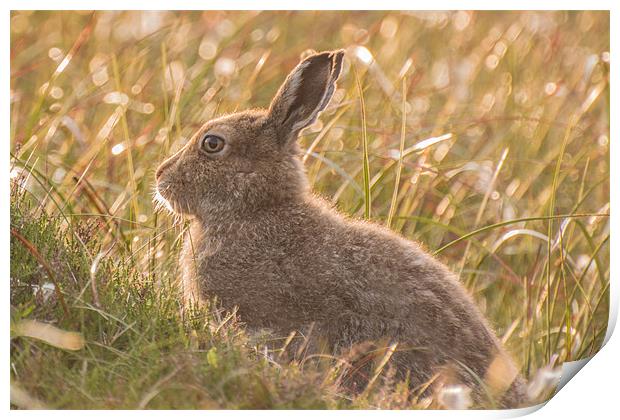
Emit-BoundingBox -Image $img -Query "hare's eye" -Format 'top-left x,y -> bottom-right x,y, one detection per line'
201,135 -> 226,154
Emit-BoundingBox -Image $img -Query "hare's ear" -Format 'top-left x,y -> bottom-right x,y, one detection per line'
268,50 -> 344,145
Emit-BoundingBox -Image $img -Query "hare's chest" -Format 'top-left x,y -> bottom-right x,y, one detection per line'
193,244 -> 295,319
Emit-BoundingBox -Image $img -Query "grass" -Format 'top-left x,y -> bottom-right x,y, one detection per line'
10,10 -> 610,409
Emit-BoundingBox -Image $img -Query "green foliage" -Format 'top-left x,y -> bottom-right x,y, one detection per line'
10,193 -> 348,409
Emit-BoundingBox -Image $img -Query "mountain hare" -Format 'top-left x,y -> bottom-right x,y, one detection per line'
155,50 -> 527,408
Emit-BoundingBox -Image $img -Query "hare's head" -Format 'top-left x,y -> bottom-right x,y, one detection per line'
155,50 -> 344,219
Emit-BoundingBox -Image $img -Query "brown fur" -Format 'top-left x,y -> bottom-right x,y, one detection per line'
155,50 -> 527,408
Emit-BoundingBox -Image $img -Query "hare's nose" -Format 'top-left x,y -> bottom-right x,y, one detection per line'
156,152 -> 180,179
155,164 -> 166,179
156,159 -> 174,179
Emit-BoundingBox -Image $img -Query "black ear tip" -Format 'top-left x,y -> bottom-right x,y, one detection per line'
330,49 -> 345,78
332,49 -> 345,59
325,49 -> 345,63
304,50 -> 329,61
306,50 -> 344,62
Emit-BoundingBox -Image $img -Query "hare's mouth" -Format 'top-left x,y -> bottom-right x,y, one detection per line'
153,187 -> 175,213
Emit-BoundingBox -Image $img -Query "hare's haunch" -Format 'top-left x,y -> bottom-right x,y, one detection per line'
155,50 -> 526,407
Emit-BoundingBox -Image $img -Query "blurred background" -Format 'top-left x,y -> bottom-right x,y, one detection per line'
10,11 -> 609,408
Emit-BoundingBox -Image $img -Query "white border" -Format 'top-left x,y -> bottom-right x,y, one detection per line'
4,3 -> 617,420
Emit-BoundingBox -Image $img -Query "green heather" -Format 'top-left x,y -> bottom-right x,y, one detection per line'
10,11 -> 609,409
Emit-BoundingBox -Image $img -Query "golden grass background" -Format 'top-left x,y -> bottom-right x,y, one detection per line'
10,11 -> 609,408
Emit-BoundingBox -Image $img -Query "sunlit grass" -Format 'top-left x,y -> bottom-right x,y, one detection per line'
10,10 -> 609,409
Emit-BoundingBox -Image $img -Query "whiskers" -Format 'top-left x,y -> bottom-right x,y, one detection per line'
152,185 -> 187,227
152,185 -> 175,214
